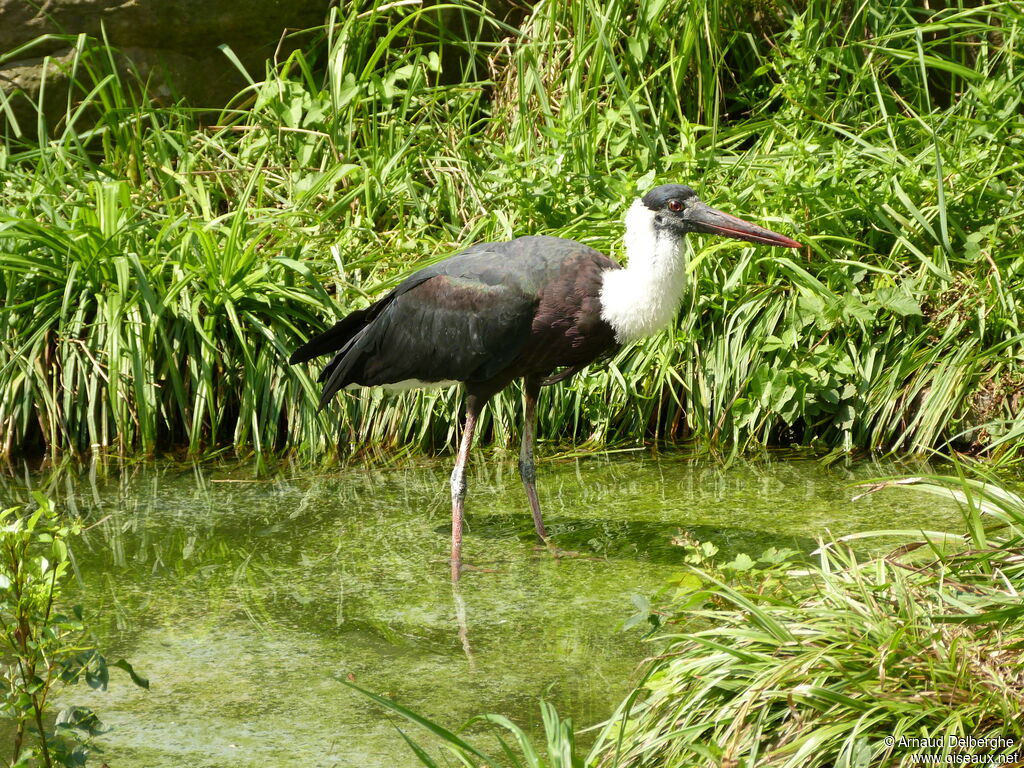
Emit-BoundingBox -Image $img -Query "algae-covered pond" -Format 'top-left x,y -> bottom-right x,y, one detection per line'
10,454 -> 963,767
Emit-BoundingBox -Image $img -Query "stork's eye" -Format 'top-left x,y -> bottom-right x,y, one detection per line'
667,199 -> 683,212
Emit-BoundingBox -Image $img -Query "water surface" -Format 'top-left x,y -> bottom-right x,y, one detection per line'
9,454 -> 964,767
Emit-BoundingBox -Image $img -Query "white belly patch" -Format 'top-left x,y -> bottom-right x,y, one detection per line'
345,379 -> 460,392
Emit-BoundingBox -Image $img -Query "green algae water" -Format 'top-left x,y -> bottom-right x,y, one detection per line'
8,455 -> 963,766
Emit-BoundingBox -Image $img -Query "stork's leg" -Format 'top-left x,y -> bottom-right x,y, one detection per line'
519,376 -> 548,541
450,394 -> 481,581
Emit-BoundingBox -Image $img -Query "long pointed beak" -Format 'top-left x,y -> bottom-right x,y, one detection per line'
685,203 -> 802,249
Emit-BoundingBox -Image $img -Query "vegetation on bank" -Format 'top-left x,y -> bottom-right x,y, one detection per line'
359,468 -> 1024,767
1,0 -> 1023,462
0,497 -> 147,767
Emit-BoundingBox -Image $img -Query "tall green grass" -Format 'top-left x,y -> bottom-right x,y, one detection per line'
1,0 -> 1023,460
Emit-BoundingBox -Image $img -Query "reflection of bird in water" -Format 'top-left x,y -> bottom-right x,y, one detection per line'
452,585 -> 473,664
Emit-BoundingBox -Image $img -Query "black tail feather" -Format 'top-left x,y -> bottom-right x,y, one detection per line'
314,324 -> 376,409
317,360 -> 351,411
288,309 -> 370,365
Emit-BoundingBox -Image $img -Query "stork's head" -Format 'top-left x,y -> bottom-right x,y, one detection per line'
640,184 -> 801,249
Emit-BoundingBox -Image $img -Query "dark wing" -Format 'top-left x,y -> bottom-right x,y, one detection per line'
291,236 -> 609,408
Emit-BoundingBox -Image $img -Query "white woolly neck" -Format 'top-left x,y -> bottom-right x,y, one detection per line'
599,199 -> 690,344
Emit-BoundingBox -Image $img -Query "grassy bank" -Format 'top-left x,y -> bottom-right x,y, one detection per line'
2,0 -> 1023,460
590,475 -> 1024,767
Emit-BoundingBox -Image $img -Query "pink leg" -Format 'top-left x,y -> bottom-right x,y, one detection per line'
450,395 -> 481,581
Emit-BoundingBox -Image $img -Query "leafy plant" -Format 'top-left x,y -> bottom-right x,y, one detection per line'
0,495 -> 147,767
345,680 -> 586,768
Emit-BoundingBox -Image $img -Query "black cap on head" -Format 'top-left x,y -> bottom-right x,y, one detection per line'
641,184 -> 698,211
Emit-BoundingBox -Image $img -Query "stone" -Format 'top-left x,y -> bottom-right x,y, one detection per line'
0,0 -> 332,138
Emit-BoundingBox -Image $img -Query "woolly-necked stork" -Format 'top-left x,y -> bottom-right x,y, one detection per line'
290,184 -> 801,579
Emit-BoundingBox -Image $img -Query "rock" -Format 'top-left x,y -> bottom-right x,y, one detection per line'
0,0 -> 332,138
